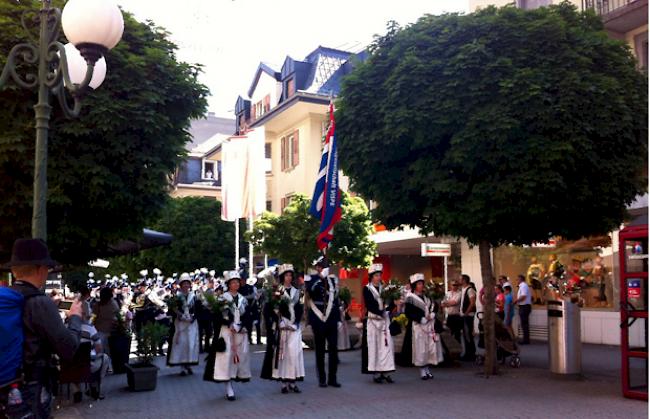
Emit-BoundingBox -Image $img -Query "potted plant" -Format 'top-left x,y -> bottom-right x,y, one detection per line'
108,312 -> 131,375
125,322 -> 168,391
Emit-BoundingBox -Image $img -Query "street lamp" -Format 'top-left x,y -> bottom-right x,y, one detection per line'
0,0 -> 123,242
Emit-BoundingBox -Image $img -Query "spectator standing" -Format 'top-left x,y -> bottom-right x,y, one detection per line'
459,274 -> 477,361
495,285 -> 505,320
441,281 -> 462,343
516,274 -> 532,344
93,287 -> 119,355
503,285 -> 515,334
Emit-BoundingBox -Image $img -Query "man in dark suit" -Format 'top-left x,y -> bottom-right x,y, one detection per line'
306,257 -> 341,388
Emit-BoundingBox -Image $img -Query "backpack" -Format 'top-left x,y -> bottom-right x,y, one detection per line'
0,286 -> 41,386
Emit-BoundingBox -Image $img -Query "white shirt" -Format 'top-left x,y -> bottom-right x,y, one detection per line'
517,282 -> 532,305
443,290 -> 461,316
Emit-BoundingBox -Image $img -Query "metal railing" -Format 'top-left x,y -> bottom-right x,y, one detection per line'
583,0 -> 642,16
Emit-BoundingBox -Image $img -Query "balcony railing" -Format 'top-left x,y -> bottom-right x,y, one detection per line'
583,0 -> 641,16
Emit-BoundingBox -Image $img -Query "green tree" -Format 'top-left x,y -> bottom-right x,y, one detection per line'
246,193 -> 377,273
0,1 -> 209,265
336,3 -> 647,375
109,197 -> 243,278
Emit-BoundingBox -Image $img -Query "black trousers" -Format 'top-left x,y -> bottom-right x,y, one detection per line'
198,318 -> 213,351
446,314 -> 462,343
462,315 -> 476,358
518,304 -> 531,343
313,326 -> 338,384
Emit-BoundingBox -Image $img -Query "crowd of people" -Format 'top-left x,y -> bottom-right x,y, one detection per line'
1,238 -> 534,418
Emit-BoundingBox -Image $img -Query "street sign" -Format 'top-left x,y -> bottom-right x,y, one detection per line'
421,243 -> 451,257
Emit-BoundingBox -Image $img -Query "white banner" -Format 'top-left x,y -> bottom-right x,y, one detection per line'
221,129 -> 266,221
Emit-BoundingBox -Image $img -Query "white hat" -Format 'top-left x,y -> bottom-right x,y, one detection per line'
239,258 -> 248,264
105,274 -> 111,279
194,269 -> 200,275
277,264 -> 294,277
200,267 -> 208,274
153,268 -> 162,275
179,272 -> 191,283
139,269 -> 148,277
121,273 -> 128,280
112,276 -> 119,281
227,270 -> 241,281
368,264 -> 383,276
88,272 -> 95,278
209,270 -> 216,277
409,273 -> 425,285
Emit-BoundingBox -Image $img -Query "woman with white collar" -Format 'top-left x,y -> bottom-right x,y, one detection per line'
166,273 -> 200,376
203,271 -> 251,401
400,273 -> 443,380
362,263 -> 396,383
261,264 -> 305,393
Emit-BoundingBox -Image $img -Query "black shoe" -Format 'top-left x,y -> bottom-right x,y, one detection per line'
421,375 -> 429,381
328,382 -> 342,388
180,370 -> 187,376
383,375 -> 394,384
281,387 -> 289,394
73,391 -> 82,403
292,385 -> 301,394
187,367 -> 193,375
373,376 -> 383,384
319,382 -> 328,388
426,372 -> 434,380
226,395 -> 236,401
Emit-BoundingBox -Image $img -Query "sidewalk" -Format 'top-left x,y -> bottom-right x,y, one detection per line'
55,341 -> 646,419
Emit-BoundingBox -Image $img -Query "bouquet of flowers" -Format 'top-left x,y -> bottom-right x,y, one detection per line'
380,279 -> 403,303
164,294 -> 182,314
203,292 -> 234,315
424,281 -> 444,302
338,287 -> 352,306
263,282 -> 287,311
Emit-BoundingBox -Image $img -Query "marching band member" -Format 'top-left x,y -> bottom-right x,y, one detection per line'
401,273 -> 444,380
362,264 -> 396,383
203,271 -> 252,401
166,273 -> 200,375
306,257 -> 342,388
261,264 -> 305,393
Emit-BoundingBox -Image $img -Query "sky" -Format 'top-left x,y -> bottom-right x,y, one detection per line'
116,0 -> 468,119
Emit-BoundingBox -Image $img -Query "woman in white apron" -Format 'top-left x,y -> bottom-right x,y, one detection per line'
400,273 -> 443,380
361,264 -> 396,383
166,273 -> 200,375
261,264 -> 305,393
203,271 -> 251,401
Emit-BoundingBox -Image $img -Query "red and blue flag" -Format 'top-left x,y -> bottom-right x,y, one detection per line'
310,102 -> 342,250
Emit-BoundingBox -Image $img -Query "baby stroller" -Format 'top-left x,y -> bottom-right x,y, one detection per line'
475,312 -> 521,368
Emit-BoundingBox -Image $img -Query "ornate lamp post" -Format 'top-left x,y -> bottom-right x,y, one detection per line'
0,0 -> 123,241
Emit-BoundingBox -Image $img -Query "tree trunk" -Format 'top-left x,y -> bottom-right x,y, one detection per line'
478,240 -> 497,376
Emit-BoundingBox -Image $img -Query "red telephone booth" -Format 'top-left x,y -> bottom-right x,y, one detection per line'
618,225 -> 648,400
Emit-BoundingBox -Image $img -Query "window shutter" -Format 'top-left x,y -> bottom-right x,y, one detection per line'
292,130 -> 299,167
264,94 -> 270,113
251,104 -> 256,121
281,197 -> 286,212
281,137 -> 286,171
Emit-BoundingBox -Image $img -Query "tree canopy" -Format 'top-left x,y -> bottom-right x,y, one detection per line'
108,197 -> 243,278
246,193 -> 377,272
0,1 -> 208,265
337,3 -> 647,247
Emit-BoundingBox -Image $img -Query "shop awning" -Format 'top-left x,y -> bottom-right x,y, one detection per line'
105,228 -> 173,256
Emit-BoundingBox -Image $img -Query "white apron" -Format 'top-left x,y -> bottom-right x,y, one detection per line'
213,293 -> 251,382
409,293 -> 444,367
272,287 -> 305,381
168,293 -> 200,366
366,284 -> 395,372
337,305 -> 351,350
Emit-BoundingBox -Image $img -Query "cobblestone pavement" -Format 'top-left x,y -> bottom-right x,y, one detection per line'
55,341 -> 646,419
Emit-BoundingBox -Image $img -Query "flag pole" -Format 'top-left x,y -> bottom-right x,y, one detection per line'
235,219 -> 239,270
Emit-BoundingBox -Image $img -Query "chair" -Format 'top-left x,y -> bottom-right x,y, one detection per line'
58,342 -> 92,400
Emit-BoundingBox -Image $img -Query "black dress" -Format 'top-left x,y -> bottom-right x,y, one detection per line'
361,285 -> 394,374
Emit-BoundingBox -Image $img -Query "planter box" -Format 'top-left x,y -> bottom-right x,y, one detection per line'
125,363 -> 158,392
108,334 -> 131,375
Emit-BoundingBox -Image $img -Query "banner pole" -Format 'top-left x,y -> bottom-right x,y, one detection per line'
235,219 -> 239,270
444,255 -> 448,293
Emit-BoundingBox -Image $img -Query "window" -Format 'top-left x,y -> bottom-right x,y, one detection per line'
634,32 -> 648,71
264,143 -> 272,173
202,159 -> 217,180
281,194 -> 294,212
263,94 -> 271,113
286,78 -> 295,98
280,130 -> 299,171
266,200 -> 272,212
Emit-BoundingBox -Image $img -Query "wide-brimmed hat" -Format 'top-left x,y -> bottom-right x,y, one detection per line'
227,270 -> 241,283
368,263 -> 383,276
409,273 -> 425,285
179,272 -> 191,285
4,238 -> 58,268
277,264 -> 294,277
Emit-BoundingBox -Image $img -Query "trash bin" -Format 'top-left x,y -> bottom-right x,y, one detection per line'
547,299 -> 581,374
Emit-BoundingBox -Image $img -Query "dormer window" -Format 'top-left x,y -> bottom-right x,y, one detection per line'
202,159 -> 218,181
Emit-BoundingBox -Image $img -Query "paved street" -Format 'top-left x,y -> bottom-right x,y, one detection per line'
55,340 -> 646,419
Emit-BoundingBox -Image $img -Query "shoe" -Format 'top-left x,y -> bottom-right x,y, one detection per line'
383,375 -> 394,384
292,385 -> 301,394
373,377 -> 383,384
187,367 -> 194,375
426,372 -> 434,380
226,395 -> 236,401
319,382 -> 328,388
281,387 -> 289,394
328,382 -> 342,388
73,391 -> 82,403
420,375 -> 429,381
180,370 -> 187,376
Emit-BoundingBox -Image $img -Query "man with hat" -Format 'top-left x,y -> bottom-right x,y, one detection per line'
362,263 -> 396,384
238,270 -> 260,346
3,238 -> 83,418
305,256 -> 342,388
167,273 -> 200,375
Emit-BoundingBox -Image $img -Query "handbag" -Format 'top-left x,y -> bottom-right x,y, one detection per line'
389,320 -> 402,336
214,337 -> 226,353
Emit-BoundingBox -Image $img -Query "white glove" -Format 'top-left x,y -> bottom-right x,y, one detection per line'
279,319 -> 288,329
420,318 -> 428,325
